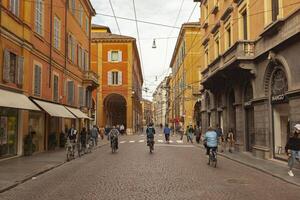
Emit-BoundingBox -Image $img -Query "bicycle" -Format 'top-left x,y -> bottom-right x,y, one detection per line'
66,138 -> 75,161
111,136 -> 117,153
208,148 -> 217,168
147,137 -> 154,153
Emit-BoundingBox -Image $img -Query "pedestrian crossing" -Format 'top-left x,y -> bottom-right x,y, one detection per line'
119,139 -> 185,145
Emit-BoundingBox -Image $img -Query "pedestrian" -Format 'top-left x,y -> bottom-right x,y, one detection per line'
195,125 -> 201,144
179,123 -> 184,140
187,124 -> 194,144
185,125 -> 190,142
163,124 -> 171,143
91,125 -> 99,146
80,127 -> 88,150
99,126 -> 105,140
105,125 -> 111,140
285,124 -> 300,177
216,124 -> 224,152
227,128 -> 235,153
120,124 -> 125,135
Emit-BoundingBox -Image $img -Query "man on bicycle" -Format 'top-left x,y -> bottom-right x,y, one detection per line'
204,127 -> 218,156
109,126 -> 120,150
146,123 -> 156,147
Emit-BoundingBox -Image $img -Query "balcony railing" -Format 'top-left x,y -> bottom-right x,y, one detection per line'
202,40 -> 255,81
83,71 -> 99,87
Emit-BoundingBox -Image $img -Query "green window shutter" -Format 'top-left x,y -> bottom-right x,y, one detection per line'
3,49 -> 11,83
16,56 -> 24,87
118,71 -> 122,85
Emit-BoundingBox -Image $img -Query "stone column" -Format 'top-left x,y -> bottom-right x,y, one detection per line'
126,97 -> 133,135
234,103 -> 245,151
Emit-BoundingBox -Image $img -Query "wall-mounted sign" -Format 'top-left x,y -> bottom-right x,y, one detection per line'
271,94 -> 287,104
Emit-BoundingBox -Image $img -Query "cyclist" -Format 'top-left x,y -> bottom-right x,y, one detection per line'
146,123 -> 156,147
204,127 -> 218,162
109,126 -> 120,150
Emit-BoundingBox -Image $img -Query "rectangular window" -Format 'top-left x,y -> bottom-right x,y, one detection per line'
9,0 -> 19,16
84,51 -> 89,71
53,16 -> 61,50
35,0 -> 44,36
85,16 -> 89,35
3,50 -> 23,86
112,71 -> 118,85
34,65 -> 42,96
71,0 -> 76,14
242,10 -> 248,40
67,81 -> 74,105
110,51 -> 119,62
272,0 -> 279,21
79,4 -> 83,26
214,33 -> 220,58
108,71 -> 122,85
53,75 -> 59,102
78,86 -> 84,106
68,34 -> 75,62
77,45 -> 82,68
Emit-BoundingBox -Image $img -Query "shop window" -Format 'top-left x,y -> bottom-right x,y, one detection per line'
0,108 -> 18,158
34,64 -> 42,96
9,0 -> 19,17
35,0 -> 44,36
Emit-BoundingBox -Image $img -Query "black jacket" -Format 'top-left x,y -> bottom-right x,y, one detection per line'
285,137 -> 300,152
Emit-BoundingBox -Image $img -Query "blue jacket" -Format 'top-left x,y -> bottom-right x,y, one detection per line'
205,131 -> 218,147
163,127 -> 171,135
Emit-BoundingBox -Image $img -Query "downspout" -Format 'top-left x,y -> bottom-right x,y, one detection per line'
49,0 -> 53,88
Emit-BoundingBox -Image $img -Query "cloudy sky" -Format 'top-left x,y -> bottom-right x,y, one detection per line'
91,0 -> 200,100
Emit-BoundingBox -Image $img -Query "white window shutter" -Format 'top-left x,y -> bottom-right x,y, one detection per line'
108,71 -> 112,85
17,56 -> 24,87
118,51 -> 122,62
108,51 -> 112,62
118,71 -> 122,85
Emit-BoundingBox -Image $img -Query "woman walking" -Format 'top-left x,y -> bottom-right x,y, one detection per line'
227,128 -> 235,153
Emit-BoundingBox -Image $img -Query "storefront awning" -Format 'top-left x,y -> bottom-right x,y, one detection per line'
65,106 -> 90,119
0,89 -> 40,111
33,100 -> 75,118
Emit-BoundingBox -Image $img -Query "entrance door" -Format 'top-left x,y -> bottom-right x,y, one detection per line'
273,103 -> 289,160
245,107 -> 254,151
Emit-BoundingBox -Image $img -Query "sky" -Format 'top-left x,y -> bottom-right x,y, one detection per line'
91,0 -> 200,100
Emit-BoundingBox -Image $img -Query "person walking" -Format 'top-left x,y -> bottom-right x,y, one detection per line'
185,125 -> 190,143
120,124 -> 125,135
227,128 -> 235,153
163,124 -> 171,143
179,123 -> 184,141
285,124 -> 300,177
216,124 -> 224,152
187,124 -> 194,144
105,125 -> 111,140
91,125 -> 99,146
195,125 -> 201,144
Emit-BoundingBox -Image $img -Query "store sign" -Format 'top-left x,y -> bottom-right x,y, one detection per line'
271,94 -> 287,103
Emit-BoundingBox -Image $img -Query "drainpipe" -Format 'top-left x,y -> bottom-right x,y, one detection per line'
49,0 -> 53,88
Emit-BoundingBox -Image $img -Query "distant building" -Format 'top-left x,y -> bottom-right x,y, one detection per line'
91,25 -> 143,134
141,99 -> 153,126
153,77 -> 169,126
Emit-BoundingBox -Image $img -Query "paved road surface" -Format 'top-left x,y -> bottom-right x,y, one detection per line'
1,134 -> 300,200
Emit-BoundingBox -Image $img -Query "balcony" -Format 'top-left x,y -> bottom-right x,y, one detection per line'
83,71 -> 99,88
202,40 -> 255,83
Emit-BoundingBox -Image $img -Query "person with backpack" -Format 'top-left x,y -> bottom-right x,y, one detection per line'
146,123 -> 156,148
285,124 -> 300,177
187,124 -> 194,144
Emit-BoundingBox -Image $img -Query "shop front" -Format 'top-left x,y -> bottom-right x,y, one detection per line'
0,89 -> 40,159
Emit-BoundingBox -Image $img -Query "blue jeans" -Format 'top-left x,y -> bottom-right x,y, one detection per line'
288,150 -> 300,170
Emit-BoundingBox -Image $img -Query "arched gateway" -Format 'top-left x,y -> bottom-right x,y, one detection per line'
103,94 -> 127,127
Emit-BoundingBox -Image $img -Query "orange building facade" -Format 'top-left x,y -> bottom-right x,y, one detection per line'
0,0 -> 97,158
91,25 -> 143,134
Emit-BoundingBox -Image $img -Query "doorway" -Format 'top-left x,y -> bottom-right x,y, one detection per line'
245,107 -> 254,151
273,103 -> 290,160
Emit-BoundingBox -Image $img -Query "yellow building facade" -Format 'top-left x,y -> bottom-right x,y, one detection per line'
169,22 -> 202,128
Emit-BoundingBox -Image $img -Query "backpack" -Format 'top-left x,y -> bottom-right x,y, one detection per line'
147,127 -> 155,137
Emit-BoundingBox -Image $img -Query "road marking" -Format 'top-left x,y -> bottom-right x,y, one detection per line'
157,140 -> 164,143
139,140 -> 144,143
129,140 -> 135,143
156,144 -> 195,148
159,134 -> 162,136
169,140 -> 174,143
176,140 -> 183,144
120,141 -> 126,144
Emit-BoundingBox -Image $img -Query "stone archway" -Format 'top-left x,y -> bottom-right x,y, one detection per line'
103,94 -> 127,127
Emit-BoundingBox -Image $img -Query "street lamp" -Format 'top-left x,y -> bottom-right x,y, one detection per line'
152,39 -> 157,48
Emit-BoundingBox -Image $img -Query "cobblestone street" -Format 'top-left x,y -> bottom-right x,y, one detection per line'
1,133 -> 300,200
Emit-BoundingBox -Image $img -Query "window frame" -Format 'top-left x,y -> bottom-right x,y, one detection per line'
33,63 -> 42,97
53,73 -> 59,102
9,0 -> 20,17
53,16 -> 61,50
35,0 -> 44,36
